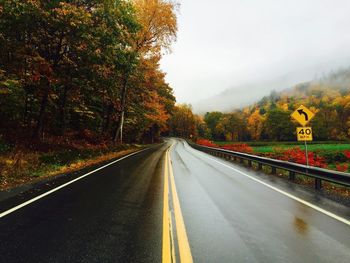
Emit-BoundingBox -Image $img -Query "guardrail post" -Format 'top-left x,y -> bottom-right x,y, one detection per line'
271,167 -> 277,175
248,160 -> 252,167
289,171 -> 296,181
315,178 -> 322,190
240,158 -> 244,164
258,163 -> 263,170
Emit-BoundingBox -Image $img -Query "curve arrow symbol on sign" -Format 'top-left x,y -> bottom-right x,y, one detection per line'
297,109 -> 309,121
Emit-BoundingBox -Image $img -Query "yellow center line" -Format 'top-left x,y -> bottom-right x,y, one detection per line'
162,150 -> 172,263
168,145 -> 194,263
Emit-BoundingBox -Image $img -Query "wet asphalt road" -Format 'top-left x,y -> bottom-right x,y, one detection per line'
0,138 -> 350,262
170,139 -> 350,263
0,144 -> 168,263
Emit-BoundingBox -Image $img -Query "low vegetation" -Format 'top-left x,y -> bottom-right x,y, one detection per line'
196,139 -> 350,198
197,139 -> 350,172
0,139 -> 144,190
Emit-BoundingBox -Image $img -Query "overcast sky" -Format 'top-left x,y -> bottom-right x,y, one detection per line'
160,0 -> 350,111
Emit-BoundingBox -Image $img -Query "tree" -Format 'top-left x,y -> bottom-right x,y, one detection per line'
113,0 -> 178,142
218,113 -> 239,141
0,0 -> 178,145
169,104 -> 197,138
204,112 -> 224,140
247,109 -> 265,140
264,108 -> 295,141
195,115 -> 211,139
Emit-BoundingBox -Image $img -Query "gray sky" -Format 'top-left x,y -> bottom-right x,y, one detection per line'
160,0 -> 350,112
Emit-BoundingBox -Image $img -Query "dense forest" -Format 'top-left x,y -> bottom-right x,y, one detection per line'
0,0 -> 177,145
170,69 -> 350,142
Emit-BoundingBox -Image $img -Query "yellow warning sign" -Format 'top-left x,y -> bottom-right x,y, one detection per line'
297,127 -> 313,141
291,105 -> 315,126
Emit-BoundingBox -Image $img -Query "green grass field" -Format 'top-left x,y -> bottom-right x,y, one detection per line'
214,141 -> 350,153
252,144 -> 350,153
212,141 -> 350,172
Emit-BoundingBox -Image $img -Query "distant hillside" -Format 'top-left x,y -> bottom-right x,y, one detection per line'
249,69 -> 350,141
257,68 -> 350,108
192,68 -> 329,113
200,68 -> 350,142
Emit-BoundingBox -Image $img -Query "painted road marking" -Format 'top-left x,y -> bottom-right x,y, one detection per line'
187,144 -> 350,226
0,148 -> 150,219
162,149 -> 172,263
163,143 -> 193,263
169,149 -> 193,263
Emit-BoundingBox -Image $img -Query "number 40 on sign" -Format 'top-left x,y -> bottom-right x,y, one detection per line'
297,127 -> 313,141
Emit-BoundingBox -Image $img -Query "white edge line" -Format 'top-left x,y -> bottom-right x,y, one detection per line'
0,148 -> 150,219
186,144 -> 350,226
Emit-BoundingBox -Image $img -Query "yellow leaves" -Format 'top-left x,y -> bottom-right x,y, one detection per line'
132,0 -> 177,54
144,91 -> 170,130
281,103 -> 289,111
95,48 -> 102,55
52,2 -> 93,28
247,109 -> 265,140
321,95 -> 330,103
5,159 -> 14,165
169,104 -> 197,137
242,107 -> 250,115
332,94 -> 350,109
309,106 -> 319,114
0,88 -> 9,95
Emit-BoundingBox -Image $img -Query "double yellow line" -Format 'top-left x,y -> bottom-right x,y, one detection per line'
162,145 -> 193,263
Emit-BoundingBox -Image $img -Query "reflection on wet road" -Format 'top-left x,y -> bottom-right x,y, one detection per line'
169,139 -> 350,263
0,138 -> 349,262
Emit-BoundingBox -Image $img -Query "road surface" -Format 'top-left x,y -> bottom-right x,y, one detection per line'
0,138 -> 349,262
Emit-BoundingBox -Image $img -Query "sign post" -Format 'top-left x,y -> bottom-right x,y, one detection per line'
291,106 -> 315,168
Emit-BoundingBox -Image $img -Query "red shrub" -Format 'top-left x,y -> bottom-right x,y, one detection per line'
279,147 -> 327,168
344,150 -> 350,159
197,139 -> 218,147
221,144 -> 253,154
336,163 -> 349,172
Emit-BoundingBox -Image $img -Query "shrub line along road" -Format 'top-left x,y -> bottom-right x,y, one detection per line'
0,139 -> 349,262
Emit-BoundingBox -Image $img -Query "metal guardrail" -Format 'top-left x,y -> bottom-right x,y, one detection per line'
188,142 -> 350,190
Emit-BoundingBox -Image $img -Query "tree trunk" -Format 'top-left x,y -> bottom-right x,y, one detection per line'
33,78 -> 50,140
58,85 -> 69,135
23,91 -> 29,126
103,103 -> 113,135
113,77 -> 128,143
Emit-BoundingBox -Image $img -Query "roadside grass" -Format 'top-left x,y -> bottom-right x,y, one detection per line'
0,143 -> 145,190
214,140 -> 350,153
199,140 -> 350,200
252,143 -> 350,153
212,140 -> 350,172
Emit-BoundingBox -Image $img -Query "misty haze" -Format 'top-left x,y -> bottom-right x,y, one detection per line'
161,0 -> 350,112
